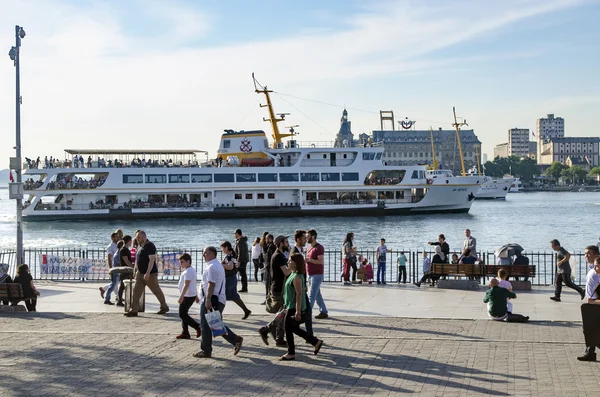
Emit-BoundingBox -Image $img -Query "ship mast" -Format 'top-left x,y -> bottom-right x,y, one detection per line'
429,127 -> 438,170
452,107 -> 468,176
252,73 -> 294,148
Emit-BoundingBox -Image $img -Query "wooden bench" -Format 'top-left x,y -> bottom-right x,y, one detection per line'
430,263 -> 483,278
0,283 -> 30,303
483,265 -> 536,279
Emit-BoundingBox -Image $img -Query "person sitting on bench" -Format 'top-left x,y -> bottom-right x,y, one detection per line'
484,278 -> 529,322
0,264 -> 12,306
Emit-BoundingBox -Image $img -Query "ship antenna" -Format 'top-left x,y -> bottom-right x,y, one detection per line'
452,107 -> 468,176
252,73 -> 295,148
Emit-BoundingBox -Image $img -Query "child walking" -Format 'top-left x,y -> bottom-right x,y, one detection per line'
176,253 -> 201,339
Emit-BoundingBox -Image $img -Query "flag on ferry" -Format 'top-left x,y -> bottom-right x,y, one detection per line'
9,171 -> 14,182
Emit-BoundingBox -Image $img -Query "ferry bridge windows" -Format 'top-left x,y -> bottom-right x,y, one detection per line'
258,173 -> 278,182
301,173 -> 319,182
279,173 -> 299,182
341,173 -> 359,181
191,174 -> 212,183
321,173 -> 340,182
411,170 -> 419,179
146,174 -> 166,183
375,153 -> 382,160
364,170 -> 406,185
236,173 -> 256,183
169,174 -> 190,183
362,152 -> 376,160
214,174 -> 234,183
223,140 -> 231,149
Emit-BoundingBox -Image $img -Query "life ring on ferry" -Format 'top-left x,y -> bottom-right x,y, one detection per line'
426,178 -> 433,185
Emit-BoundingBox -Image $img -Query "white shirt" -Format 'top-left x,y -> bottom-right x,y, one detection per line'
252,244 -> 262,260
585,268 -> 600,299
178,267 -> 198,298
202,258 -> 226,305
106,242 -> 118,258
498,279 -> 512,291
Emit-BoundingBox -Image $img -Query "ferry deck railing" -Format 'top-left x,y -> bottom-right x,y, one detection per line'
6,248 -> 587,287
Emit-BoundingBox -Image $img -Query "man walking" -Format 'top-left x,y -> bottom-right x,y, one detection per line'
233,229 -> 249,293
124,231 -> 169,316
550,239 -> 584,302
193,246 -> 243,358
99,232 -> 119,300
463,229 -> 477,258
577,255 -> 600,361
306,229 -> 328,319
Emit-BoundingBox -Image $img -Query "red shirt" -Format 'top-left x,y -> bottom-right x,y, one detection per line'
306,243 -> 325,275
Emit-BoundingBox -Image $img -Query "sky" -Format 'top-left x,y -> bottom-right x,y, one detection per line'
0,0 -> 599,165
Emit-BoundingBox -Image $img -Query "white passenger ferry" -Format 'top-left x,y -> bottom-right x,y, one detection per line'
20,79 -> 482,221
426,168 -> 512,200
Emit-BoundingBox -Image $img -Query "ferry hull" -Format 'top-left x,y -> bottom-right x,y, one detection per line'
22,205 -> 471,222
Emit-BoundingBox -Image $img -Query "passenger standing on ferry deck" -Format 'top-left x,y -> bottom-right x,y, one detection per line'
306,229 -> 328,319
549,239 -> 585,302
99,232 -> 119,301
463,229 -> 477,258
342,233 -> 354,286
252,237 -> 264,282
290,230 -> 313,337
234,229 -> 249,293
220,241 -> 252,320
428,234 -> 450,263
124,231 -> 170,316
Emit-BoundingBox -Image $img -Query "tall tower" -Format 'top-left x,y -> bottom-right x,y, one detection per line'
335,109 -> 353,147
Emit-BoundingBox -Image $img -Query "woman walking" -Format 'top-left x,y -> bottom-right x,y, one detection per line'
221,241 -> 252,319
279,253 -> 323,361
342,232 -> 355,285
176,253 -> 201,339
252,237 -> 264,282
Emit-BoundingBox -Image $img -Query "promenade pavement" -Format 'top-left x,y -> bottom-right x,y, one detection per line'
1,282 -> 597,396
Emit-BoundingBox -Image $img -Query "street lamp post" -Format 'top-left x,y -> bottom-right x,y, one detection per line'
9,25 -> 26,265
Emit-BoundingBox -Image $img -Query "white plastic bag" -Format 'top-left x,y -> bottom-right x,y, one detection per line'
569,252 -> 578,282
205,310 -> 228,337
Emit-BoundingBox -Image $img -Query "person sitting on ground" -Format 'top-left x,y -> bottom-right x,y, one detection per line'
0,264 -> 13,306
356,256 -> 367,284
13,264 -> 40,312
483,278 -> 528,322
497,269 -> 513,313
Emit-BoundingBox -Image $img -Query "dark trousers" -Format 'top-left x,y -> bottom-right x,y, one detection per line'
419,274 -> 431,284
581,304 -> 600,354
351,261 -> 358,282
304,294 -> 313,337
179,296 -> 200,335
25,297 -> 37,312
505,313 -> 528,322
554,272 -> 584,298
285,308 -> 318,356
398,266 -> 407,283
264,271 -> 271,298
253,259 -> 263,282
117,276 -> 125,303
238,262 -> 248,291
200,297 -> 238,355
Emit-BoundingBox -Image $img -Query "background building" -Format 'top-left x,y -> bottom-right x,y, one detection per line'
334,109 -> 353,147
508,128 -> 530,158
372,127 -> 481,174
494,143 -> 509,159
538,137 -> 600,166
537,113 -> 564,163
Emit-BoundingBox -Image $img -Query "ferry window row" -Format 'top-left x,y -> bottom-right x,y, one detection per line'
123,172 -> 360,184
234,193 -> 276,200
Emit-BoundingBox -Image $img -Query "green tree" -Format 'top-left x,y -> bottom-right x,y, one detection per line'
483,161 -> 504,177
590,166 -> 600,178
571,166 -> 588,183
545,162 -> 567,182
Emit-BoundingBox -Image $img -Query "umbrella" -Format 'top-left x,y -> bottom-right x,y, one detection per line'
495,243 -> 524,259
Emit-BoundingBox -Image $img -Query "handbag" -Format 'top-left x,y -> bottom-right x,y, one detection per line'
265,293 -> 283,314
271,307 -> 288,329
205,309 -> 228,337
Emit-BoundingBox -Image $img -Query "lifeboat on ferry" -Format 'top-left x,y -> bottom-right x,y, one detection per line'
241,158 -> 274,167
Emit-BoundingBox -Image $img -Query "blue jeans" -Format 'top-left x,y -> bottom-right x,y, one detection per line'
200,297 -> 238,355
377,261 -> 386,283
308,274 -> 327,314
105,272 -> 118,302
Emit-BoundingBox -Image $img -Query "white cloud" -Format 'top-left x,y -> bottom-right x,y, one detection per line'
0,0 -> 592,163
